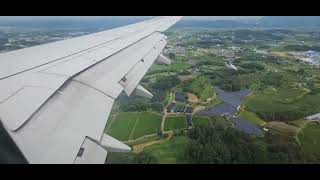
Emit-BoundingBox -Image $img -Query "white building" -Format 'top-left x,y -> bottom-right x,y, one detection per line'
305,113 -> 320,121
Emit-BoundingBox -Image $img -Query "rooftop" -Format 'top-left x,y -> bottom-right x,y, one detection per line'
175,93 -> 186,101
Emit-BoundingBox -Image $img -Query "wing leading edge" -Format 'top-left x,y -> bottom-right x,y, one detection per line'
0,16 -> 183,164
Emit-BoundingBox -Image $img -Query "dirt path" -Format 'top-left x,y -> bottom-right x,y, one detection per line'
160,92 -> 174,132
187,92 -> 199,103
160,110 -> 167,132
132,133 -> 173,154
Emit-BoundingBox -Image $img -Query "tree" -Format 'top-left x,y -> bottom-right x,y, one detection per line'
261,72 -> 284,87
134,151 -> 159,164
183,120 -> 319,164
151,75 -> 181,90
169,53 -> 176,59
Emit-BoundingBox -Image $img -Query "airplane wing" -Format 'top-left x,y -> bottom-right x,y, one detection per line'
0,16 -> 182,164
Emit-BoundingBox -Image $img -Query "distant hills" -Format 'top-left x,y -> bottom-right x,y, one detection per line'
174,20 -> 254,28
175,16 -> 320,29
258,16 -> 320,27
1,16 -> 320,29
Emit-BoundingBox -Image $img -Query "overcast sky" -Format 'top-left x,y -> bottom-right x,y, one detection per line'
184,16 -> 263,21
0,16 -> 263,21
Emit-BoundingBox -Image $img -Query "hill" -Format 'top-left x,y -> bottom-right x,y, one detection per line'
258,16 -> 320,27
174,20 -> 253,29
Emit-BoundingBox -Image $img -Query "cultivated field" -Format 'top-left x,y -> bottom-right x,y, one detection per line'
105,112 -> 161,141
244,88 -> 320,121
298,122 -> 320,154
164,115 -> 186,131
144,136 -> 190,164
105,112 -> 139,141
192,116 -> 210,126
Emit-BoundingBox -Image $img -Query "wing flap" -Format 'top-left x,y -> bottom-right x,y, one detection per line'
121,37 -> 167,96
74,137 -> 108,164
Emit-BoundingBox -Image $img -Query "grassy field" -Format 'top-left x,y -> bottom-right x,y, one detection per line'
106,112 -> 161,141
105,112 -> 139,141
244,88 -> 320,121
106,152 -> 137,164
107,136 -> 191,164
131,112 -> 161,139
238,110 -> 266,126
182,76 -> 215,103
200,84 -> 215,102
144,136 -> 190,164
149,61 -> 191,74
164,116 -> 186,131
298,122 -> 320,154
192,116 -> 210,126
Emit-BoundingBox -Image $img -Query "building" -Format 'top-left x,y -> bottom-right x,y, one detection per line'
186,107 -> 193,114
175,93 -> 186,102
305,113 -> 320,121
167,103 -> 176,113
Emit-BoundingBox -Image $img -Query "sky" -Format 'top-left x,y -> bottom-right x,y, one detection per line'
0,16 -> 263,22
184,16 -> 263,21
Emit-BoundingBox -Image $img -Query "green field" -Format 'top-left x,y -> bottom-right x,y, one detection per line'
105,112 -> 139,141
164,116 -> 186,131
149,61 -> 190,74
192,116 -> 210,126
106,112 -> 161,141
238,110 -> 266,126
132,112 -> 161,139
144,136 -> 190,164
200,84 -> 215,102
244,88 -> 320,121
186,76 -> 210,98
106,152 -> 137,164
107,136 -> 191,164
298,122 -> 320,154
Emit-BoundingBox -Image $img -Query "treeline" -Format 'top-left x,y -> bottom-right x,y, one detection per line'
218,77 -> 241,91
206,69 -> 241,91
255,111 -> 307,122
283,44 -> 320,52
239,62 -> 265,71
232,29 -> 284,41
151,75 -> 181,91
184,122 -> 320,164
261,72 -> 284,87
119,98 -> 163,112
239,52 -> 279,64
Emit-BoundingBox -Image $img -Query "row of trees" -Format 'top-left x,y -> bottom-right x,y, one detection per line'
239,62 -> 265,71
283,44 -> 320,52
